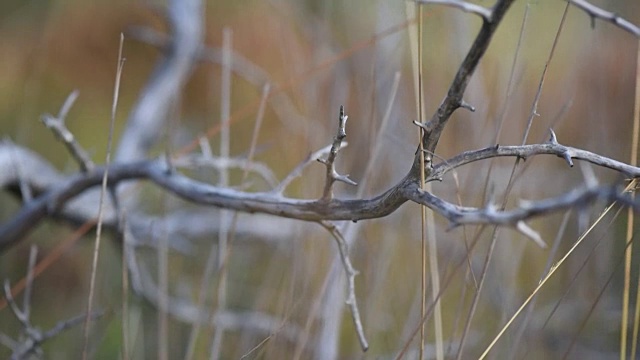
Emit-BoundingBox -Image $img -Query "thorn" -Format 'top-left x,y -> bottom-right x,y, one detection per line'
335,173 -> 358,186
548,128 -> 558,144
516,221 -> 547,248
460,100 -> 476,112
413,120 -> 429,131
563,152 -> 574,167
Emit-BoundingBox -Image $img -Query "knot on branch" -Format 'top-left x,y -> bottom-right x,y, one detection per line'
547,128 -> 573,167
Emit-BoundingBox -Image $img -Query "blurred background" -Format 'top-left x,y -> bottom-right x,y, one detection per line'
1,0 -> 640,358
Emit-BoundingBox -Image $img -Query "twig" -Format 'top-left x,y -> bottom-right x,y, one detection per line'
569,0 -> 640,37
314,72 -> 401,359
318,106 -> 358,201
40,90 -> 95,172
3,276 -> 104,359
319,221 -> 368,351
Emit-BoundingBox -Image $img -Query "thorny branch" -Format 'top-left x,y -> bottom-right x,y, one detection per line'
3,133 -> 640,251
319,221 -> 368,351
4,0 -> 640,357
40,90 -> 94,172
569,0 -> 640,37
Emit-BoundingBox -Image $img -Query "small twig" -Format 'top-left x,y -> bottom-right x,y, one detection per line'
319,221 -> 368,351
12,311 -> 105,360
415,0 -> 492,21
569,0 -> 640,37
40,90 -> 95,172
318,106 -> 358,201
4,280 -> 30,329
42,311 -> 105,342
4,273 -> 104,360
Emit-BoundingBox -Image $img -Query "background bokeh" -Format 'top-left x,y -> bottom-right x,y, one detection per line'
1,0 -> 640,358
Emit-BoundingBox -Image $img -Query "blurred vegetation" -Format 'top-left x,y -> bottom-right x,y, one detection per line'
1,0 -> 640,359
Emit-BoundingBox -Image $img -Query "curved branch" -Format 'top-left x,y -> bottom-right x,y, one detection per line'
5,133 -> 640,252
429,143 -> 640,181
114,0 -> 203,162
0,158 -> 410,252
402,181 -> 638,246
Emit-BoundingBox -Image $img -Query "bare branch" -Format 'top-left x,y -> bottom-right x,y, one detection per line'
3,277 -> 104,360
114,0 -> 203,162
0,157 -> 409,251
569,0 -> 640,37
415,0 -> 492,21
319,221 -> 368,352
429,142 -> 640,181
403,181 -> 639,230
5,132 -> 640,253
40,90 -> 95,172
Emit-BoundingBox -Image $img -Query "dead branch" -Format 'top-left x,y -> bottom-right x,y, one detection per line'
569,0 -> 640,37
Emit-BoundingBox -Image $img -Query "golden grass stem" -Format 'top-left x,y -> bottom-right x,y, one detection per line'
627,40 -> 640,360
82,32 -> 125,360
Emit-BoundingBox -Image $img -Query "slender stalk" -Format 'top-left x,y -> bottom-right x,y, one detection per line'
627,40 -> 640,360
82,33 -> 125,360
